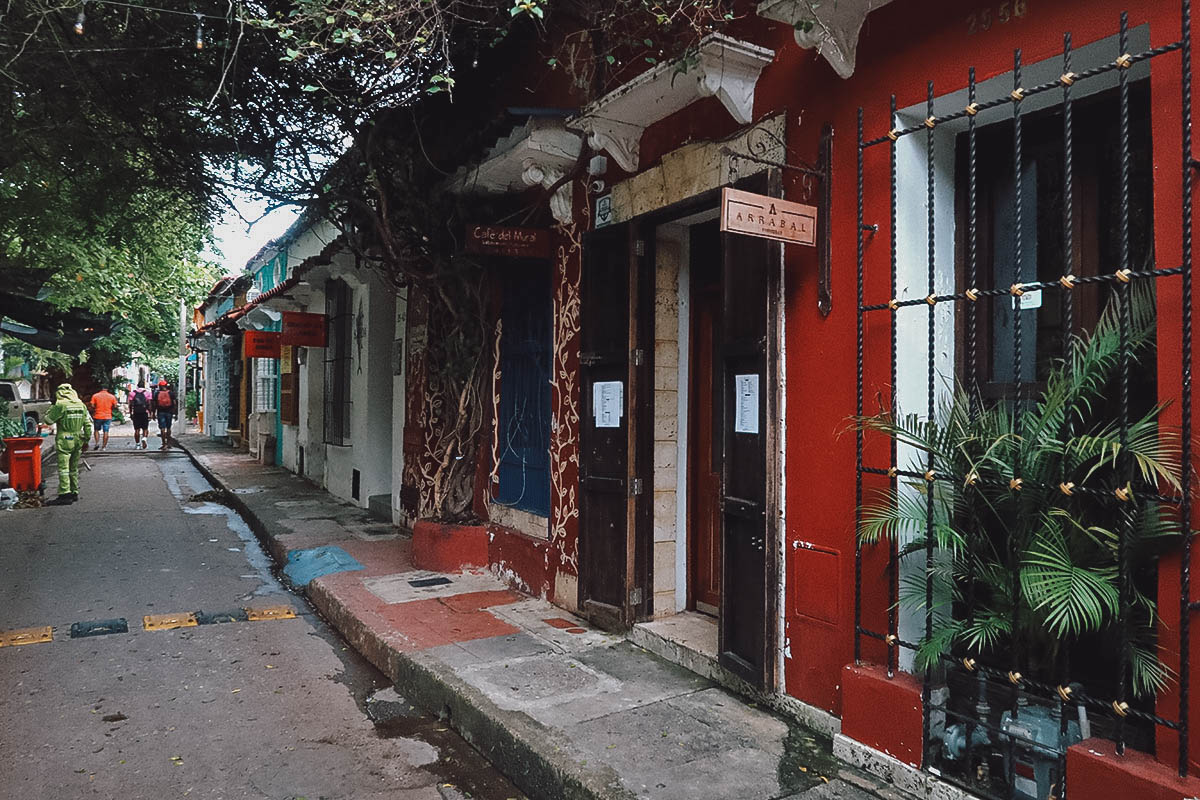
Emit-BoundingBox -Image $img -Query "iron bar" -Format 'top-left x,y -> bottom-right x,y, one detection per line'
855,107 -> 865,666
858,465 -> 1183,505
964,71 -> 981,782
889,93 -> 900,680
1010,47 -> 1025,723
923,79 -> 937,765
1182,0 -> 1195,778
859,267 -> 1186,311
857,622 -> 1187,729
1115,11 -> 1133,756
860,41 -> 1184,148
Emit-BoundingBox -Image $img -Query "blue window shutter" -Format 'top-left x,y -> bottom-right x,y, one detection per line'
495,265 -> 552,517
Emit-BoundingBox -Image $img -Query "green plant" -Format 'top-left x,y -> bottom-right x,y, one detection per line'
857,285 -> 1180,698
185,390 -> 200,421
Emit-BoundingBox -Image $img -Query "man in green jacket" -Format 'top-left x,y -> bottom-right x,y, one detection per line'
44,383 -> 91,505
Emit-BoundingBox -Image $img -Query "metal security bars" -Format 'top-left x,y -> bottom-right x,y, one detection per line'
855,5 -> 1194,798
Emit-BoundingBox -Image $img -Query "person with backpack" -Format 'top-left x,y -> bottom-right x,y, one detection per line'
128,379 -> 152,449
153,378 -> 177,451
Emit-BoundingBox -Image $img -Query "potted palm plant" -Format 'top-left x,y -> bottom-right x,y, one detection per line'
857,284 -> 1180,701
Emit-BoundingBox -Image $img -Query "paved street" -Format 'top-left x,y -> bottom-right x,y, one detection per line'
0,427 -> 524,800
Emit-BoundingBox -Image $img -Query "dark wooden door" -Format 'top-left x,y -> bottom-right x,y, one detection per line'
690,223 -> 722,615
718,218 -> 773,685
579,224 -> 651,629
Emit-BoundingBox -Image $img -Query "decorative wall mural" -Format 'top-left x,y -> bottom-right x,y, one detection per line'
550,221 -> 582,574
489,318 -> 503,493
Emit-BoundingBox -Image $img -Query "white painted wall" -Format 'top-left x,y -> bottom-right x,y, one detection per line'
320,258 -> 395,509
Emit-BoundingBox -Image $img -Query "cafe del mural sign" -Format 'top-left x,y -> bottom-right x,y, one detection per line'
465,225 -> 551,260
720,187 -> 817,247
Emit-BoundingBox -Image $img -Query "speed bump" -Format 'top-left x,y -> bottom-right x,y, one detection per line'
0,626 -> 53,646
245,605 -> 297,621
143,612 -> 199,631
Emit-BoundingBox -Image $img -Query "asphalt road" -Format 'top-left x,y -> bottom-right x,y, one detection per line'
0,429 -> 524,800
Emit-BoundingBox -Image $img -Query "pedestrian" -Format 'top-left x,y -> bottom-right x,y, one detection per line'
153,378 -> 177,451
44,383 -> 91,505
89,385 -> 118,450
128,379 -> 152,449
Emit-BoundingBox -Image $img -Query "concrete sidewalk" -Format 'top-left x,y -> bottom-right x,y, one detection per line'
178,434 -> 910,800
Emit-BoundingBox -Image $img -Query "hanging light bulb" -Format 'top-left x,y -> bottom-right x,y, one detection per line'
194,13 -> 204,50
73,2 -> 86,35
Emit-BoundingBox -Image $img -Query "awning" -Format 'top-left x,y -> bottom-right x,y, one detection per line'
568,33 -> 775,173
189,234 -> 345,339
757,0 -> 895,79
236,305 -> 282,331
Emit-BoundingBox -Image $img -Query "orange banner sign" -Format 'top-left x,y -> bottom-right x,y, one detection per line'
720,187 -> 817,247
244,330 -> 281,359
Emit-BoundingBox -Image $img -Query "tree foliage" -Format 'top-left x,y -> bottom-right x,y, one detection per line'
2,0 -> 738,516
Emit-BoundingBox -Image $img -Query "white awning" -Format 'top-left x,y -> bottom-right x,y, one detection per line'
757,0 -> 895,79
236,306 -> 281,332
568,33 -> 775,174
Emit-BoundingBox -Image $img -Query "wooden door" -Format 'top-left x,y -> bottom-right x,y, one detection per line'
718,209 -> 774,685
690,222 -> 722,614
578,224 -> 651,629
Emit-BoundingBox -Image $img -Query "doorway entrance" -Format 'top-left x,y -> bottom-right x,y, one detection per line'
688,220 -> 722,617
577,174 -> 780,688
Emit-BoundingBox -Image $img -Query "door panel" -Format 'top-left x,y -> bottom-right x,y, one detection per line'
690,222 -> 723,614
718,209 -> 772,684
579,224 -> 645,629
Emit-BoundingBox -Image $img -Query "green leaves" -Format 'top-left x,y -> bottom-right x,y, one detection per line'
510,1 -> 545,19
856,285 -> 1178,697
1022,528 -> 1119,637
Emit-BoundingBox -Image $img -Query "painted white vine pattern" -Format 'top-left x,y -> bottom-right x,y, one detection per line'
550,220 -> 582,572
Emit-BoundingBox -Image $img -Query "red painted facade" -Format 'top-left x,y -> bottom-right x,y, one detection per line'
399,0 -> 1200,790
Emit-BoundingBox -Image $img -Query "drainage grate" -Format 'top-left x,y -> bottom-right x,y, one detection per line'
408,576 -> 452,588
70,618 -> 129,638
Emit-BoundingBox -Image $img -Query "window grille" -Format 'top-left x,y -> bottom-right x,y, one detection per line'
254,358 -> 278,413
855,8 -> 1194,797
494,264 -> 552,517
324,279 -> 352,445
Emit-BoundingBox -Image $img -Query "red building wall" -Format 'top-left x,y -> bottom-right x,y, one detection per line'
745,0 -> 1200,774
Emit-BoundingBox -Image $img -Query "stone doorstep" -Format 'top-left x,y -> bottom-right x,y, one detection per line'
629,616 -> 843,741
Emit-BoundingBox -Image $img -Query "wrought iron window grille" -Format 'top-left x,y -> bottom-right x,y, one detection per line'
855,5 -> 1195,797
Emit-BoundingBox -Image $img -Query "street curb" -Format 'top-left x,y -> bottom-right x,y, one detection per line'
177,439 -> 634,800
307,577 -> 637,800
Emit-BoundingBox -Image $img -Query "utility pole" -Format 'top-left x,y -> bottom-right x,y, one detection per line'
178,297 -> 188,415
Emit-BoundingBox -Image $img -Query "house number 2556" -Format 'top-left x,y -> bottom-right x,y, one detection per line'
967,0 -> 1028,34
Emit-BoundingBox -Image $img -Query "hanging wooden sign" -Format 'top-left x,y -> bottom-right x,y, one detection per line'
720,187 -> 817,247
465,225 -> 552,259
244,330 -> 281,359
281,311 -> 326,347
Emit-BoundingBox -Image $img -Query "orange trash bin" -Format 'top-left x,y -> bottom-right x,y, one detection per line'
3,437 -> 43,492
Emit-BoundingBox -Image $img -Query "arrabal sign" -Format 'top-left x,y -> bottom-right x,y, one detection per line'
720,187 -> 817,247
